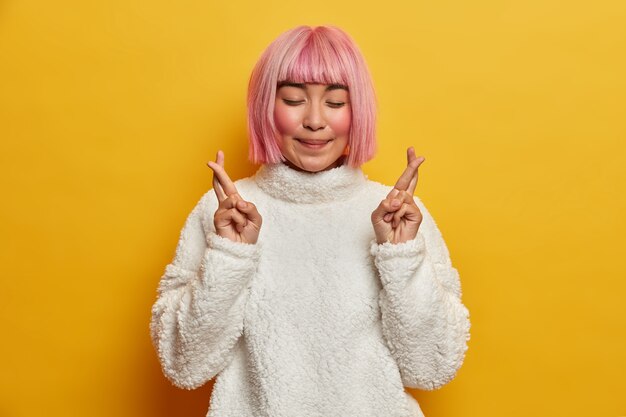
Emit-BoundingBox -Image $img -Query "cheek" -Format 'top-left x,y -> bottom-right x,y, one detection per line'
273,105 -> 300,135
329,110 -> 351,137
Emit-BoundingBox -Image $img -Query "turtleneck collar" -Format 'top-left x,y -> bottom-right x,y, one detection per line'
253,162 -> 367,204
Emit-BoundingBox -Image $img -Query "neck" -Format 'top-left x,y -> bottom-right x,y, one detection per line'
282,155 -> 348,173
253,160 -> 366,204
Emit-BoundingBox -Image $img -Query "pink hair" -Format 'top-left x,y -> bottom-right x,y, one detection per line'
247,25 -> 377,167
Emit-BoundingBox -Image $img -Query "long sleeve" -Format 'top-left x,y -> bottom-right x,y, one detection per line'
370,196 -> 470,391
149,194 -> 262,390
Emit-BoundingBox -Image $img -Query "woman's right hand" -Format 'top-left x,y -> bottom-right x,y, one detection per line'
206,150 -> 262,244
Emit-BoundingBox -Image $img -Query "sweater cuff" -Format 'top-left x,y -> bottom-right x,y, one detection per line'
207,232 -> 262,261
369,233 -> 427,287
369,232 -> 426,260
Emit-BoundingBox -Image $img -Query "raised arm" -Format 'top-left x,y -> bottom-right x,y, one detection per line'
370,198 -> 470,390
370,147 -> 470,390
149,195 -> 261,389
150,151 -> 263,389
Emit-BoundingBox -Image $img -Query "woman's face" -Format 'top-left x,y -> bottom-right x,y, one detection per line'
274,82 -> 351,173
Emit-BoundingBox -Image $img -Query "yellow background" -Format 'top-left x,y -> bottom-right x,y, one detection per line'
1,0 -> 624,416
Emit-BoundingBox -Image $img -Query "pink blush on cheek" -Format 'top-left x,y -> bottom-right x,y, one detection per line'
273,104 -> 301,136
328,111 -> 351,137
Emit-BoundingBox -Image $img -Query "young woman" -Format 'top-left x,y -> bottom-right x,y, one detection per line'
150,25 -> 470,417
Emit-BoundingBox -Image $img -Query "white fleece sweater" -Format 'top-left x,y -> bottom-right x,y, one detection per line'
150,162 -> 471,417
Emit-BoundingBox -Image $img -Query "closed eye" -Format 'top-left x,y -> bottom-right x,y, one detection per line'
282,99 -> 304,106
327,101 -> 345,108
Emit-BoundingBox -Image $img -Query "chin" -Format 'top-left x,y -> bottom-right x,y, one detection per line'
304,166 -> 329,173
284,155 -> 345,173
294,158 -> 344,172
297,163 -> 329,173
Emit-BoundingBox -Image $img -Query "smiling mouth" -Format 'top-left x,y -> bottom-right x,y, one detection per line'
295,138 -> 333,146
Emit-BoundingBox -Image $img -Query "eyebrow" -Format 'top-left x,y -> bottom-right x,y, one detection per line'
277,82 -> 349,91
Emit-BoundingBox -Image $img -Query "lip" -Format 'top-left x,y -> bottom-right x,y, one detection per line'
295,138 -> 333,149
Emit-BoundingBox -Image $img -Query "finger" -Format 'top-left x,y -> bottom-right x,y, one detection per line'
406,148 -> 425,195
236,200 -> 262,226
382,190 -> 416,224
385,148 -> 423,198
207,157 -> 238,197
386,188 -> 400,199
210,151 -> 227,201
394,155 -> 420,192
407,175 -> 417,196
392,203 -> 412,228
226,208 -> 248,227
372,198 -> 401,224
392,202 -> 422,228
213,206 -> 246,229
208,151 -> 227,201
220,194 -> 243,210
406,147 -> 418,194
212,175 -> 226,201
394,201 -> 423,227
372,199 -> 395,224
392,190 -> 417,206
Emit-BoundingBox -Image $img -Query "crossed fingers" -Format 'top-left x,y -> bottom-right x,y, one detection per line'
387,147 -> 425,199
207,150 -> 240,202
382,147 -> 425,222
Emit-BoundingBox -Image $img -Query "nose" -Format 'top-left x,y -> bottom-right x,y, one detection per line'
303,102 -> 326,131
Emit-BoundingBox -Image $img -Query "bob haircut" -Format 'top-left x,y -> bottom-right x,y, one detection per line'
247,25 -> 377,168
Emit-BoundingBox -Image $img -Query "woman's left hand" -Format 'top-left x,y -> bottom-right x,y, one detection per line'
371,147 -> 426,244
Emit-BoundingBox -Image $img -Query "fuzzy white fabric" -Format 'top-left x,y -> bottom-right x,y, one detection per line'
150,162 -> 471,417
